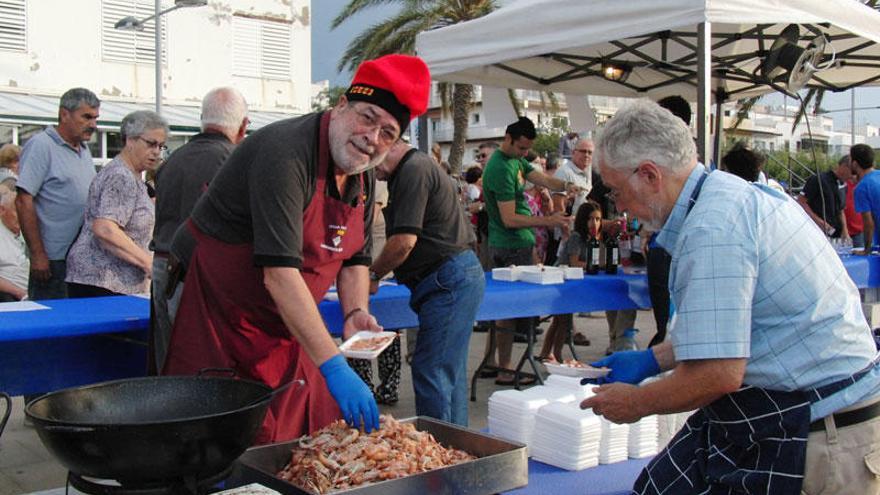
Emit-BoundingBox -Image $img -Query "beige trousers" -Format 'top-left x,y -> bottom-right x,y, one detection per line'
802,400 -> 880,495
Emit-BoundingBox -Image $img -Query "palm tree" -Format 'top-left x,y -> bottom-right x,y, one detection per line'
332,0 -> 497,174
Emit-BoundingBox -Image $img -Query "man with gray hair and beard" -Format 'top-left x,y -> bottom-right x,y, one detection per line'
150,87 -> 249,372
162,55 -> 432,444
582,99 -> 880,494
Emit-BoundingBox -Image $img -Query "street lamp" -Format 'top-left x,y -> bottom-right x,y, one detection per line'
114,0 -> 207,114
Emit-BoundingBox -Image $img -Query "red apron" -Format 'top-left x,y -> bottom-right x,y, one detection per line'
163,112 -> 366,444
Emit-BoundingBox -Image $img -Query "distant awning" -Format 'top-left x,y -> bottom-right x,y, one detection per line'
0,91 -> 299,134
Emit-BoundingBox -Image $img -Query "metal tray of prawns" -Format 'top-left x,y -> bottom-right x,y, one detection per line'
231,416 -> 528,495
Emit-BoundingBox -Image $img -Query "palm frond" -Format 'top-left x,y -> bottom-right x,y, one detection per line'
730,96 -> 761,130
331,0 -> 400,30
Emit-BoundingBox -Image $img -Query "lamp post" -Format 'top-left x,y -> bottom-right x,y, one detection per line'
114,0 -> 207,115
817,101 -> 880,151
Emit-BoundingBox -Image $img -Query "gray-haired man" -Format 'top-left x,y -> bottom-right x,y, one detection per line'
16,87 -> 100,300
150,87 -> 248,371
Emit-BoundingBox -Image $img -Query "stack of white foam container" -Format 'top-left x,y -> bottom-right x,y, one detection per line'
487,386 -> 577,451
628,414 -> 659,458
598,418 -> 629,464
530,401 -> 602,470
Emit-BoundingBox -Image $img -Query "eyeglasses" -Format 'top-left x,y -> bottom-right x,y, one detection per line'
136,136 -> 168,152
605,167 -> 640,203
477,153 -> 487,159
351,106 -> 399,146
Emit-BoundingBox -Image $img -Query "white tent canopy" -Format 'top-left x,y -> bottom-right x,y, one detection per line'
416,0 -> 880,101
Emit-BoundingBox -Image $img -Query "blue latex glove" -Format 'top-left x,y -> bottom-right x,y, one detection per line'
581,349 -> 661,385
319,354 -> 380,432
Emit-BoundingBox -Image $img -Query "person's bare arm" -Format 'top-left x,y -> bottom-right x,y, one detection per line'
264,266 -> 342,365
796,194 -> 832,233
371,234 -> 416,280
92,218 -> 153,276
0,276 -> 26,300
497,200 -> 570,230
581,357 -> 746,423
857,212 -> 874,254
526,169 -> 569,192
15,191 -> 50,281
336,264 -> 382,339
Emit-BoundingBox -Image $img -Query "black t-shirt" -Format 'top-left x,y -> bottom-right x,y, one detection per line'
152,132 -> 234,253
384,149 -> 475,285
803,170 -> 845,235
184,112 -> 374,268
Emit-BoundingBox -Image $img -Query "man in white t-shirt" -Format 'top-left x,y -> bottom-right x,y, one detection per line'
553,138 -> 593,214
0,184 -> 29,301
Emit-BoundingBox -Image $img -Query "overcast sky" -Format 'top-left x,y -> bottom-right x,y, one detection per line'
310,2 -> 880,129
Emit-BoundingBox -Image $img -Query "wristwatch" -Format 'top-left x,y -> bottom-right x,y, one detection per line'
369,270 -> 382,282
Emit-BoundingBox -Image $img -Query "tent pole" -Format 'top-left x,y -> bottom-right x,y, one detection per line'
697,22 -> 712,165
713,91 -> 724,168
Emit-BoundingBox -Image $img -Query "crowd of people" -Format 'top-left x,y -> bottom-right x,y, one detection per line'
3,52 -> 880,492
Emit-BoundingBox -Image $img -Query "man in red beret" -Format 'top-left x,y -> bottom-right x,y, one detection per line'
161,54 -> 431,443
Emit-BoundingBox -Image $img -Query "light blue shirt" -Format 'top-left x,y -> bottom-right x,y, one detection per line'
657,164 -> 880,421
854,168 -> 880,248
17,126 -> 95,260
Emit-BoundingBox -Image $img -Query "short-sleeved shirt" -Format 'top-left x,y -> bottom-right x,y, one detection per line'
553,159 -> 592,214
185,112 -> 374,268
801,170 -> 845,236
845,180 -> 863,236
384,149 -> 475,285
657,165 -> 880,420
0,224 -> 28,291
16,126 -> 95,260
854,169 -> 880,246
65,158 -> 154,294
152,132 -> 234,253
482,150 -> 535,249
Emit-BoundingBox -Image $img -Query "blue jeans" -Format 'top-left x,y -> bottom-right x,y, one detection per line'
29,259 -> 68,300
852,231 -> 865,249
408,250 -> 485,426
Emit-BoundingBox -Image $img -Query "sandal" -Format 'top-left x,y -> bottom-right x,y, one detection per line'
572,332 -> 591,346
495,373 -> 537,386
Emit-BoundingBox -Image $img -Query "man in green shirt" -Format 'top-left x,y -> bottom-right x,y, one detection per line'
482,116 -> 576,385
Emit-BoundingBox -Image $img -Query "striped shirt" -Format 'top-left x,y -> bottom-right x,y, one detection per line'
656,164 -> 880,420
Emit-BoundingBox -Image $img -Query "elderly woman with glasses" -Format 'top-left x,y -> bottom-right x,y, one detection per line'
65,110 -> 168,298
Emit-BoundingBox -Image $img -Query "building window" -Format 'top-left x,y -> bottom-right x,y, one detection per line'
233,15 -> 291,80
471,113 -> 480,125
0,0 -> 26,52
102,0 -> 167,65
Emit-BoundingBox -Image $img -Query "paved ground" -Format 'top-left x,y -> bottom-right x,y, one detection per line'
0,310 -> 658,494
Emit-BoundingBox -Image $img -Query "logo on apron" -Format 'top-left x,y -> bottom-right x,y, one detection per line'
320,224 -> 347,253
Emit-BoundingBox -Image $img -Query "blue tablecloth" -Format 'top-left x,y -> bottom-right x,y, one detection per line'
507,458 -> 651,495
1,255 -> 876,395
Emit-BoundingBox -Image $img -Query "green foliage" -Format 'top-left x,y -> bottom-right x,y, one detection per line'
532,132 -> 562,158
312,86 -> 347,112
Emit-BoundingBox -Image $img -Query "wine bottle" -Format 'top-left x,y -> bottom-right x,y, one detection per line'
586,234 -> 601,275
605,233 -> 619,274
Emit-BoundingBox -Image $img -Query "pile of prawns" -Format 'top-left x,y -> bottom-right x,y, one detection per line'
277,415 -> 475,494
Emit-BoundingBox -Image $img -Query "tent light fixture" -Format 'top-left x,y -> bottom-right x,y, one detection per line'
601,62 -> 632,83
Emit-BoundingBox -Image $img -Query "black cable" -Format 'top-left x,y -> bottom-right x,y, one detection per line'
798,93 -> 830,236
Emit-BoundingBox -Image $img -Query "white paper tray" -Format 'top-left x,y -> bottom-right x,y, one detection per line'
543,362 -> 610,379
339,331 -> 397,359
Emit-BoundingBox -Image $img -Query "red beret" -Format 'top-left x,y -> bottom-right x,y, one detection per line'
345,54 -> 431,132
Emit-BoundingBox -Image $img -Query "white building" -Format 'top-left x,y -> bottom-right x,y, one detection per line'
0,0 -> 311,157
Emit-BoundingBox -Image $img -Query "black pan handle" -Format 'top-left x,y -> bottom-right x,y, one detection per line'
43,425 -> 97,433
246,378 -> 306,408
197,367 -> 237,378
0,393 -> 10,440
